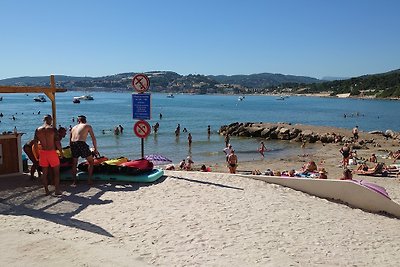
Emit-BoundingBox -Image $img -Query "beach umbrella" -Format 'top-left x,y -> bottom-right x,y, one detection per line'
144,154 -> 173,165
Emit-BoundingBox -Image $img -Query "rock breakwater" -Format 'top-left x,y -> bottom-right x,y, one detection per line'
219,122 -> 400,145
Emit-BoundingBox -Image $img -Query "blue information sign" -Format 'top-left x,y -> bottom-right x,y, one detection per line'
132,93 -> 151,120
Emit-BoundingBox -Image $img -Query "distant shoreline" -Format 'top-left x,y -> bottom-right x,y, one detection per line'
64,88 -> 400,101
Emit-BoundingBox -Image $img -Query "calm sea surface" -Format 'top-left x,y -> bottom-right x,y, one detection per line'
1,92 -> 399,164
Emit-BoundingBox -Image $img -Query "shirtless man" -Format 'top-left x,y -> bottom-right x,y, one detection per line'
70,115 -> 98,185
227,150 -> 238,174
24,126 -> 67,180
33,115 -> 63,195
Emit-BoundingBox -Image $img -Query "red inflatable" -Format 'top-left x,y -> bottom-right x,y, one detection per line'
119,159 -> 153,175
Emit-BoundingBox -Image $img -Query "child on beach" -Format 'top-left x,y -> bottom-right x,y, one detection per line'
179,159 -> 186,170
258,141 -> 267,158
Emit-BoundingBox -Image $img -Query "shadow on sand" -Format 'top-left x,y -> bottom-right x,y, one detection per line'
169,175 -> 244,191
0,174 -> 167,237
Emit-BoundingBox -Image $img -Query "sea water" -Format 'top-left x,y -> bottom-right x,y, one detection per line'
0,92 -> 399,164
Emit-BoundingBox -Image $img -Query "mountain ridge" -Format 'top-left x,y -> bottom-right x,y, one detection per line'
0,69 -> 399,98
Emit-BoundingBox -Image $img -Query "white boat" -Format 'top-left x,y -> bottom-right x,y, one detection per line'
33,95 -> 46,102
238,96 -> 245,101
276,96 -> 285,100
74,94 -> 94,101
241,174 -> 400,218
166,94 -> 174,98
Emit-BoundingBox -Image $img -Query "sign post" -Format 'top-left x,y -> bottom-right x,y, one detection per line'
132,74 -> 151,158
133,120 -> 151,158
132,93 -> 151,120
132,74 -> 150,93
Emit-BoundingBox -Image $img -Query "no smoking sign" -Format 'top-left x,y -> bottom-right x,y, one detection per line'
133,120 -> 151,138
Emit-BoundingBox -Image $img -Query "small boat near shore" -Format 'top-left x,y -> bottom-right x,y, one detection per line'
73,98 -> 80,104
33,95 -> 46,102
74,94 -> 94,101
238,96 -> 245,101
166,93 -> 174,98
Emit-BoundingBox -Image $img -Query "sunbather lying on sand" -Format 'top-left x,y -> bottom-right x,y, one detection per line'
354,162 -> 388,176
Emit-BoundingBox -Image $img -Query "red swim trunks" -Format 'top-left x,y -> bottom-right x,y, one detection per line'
39,150 -> 60,167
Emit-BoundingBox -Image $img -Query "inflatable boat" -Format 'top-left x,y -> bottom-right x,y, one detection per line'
60,168 -> 164,183
60,157 -> 163,183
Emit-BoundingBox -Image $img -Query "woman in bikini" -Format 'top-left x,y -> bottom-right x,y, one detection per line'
227,150 -> 238,174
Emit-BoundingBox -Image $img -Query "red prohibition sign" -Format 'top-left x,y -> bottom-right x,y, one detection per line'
133,120 -> 151,138
132,74 -> 150,93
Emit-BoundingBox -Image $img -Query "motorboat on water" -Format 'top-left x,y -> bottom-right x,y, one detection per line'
74,94 -> 94,101
238,96 -> 245,101
277,95 -> 290,100
73,98 -> 81,104
166,93 -> 174,98
34,95 -> 47,102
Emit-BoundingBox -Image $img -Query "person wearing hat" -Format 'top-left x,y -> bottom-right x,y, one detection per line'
70,115 -> 99,185
33,114 -> 64,195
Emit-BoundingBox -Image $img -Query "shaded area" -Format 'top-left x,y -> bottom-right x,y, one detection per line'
169,175 -> 244,191
0,174 -> 166,237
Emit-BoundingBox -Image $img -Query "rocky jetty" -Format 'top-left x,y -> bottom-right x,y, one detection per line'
219,122 -> 400,145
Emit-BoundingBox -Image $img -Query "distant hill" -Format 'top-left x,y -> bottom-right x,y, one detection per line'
321,76 -> 349,81
304,69 -> 400,98
208,73 -> 320,88
1,69 -> 399,98
0,71 -> 321,94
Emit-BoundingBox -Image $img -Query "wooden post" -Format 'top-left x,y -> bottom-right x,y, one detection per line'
50,75 -> 57,126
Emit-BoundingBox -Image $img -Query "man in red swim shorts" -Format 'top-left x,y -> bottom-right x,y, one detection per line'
34,115 -> 63,195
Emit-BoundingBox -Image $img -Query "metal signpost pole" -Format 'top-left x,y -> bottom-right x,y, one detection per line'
132,74 -> 151,159
141,138 -> 144,158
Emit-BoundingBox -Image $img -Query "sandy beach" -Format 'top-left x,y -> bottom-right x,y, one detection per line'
1,126 -> 400,266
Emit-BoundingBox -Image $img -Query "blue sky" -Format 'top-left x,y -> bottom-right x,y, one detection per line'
1,0 -> 399,79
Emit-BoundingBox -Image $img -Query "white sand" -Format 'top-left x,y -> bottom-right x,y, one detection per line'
2,170 -> 400,266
